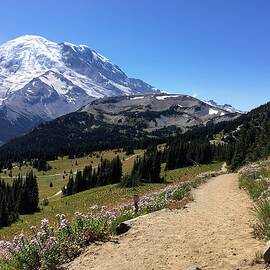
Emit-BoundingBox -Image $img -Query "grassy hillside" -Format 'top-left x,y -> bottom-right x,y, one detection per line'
0,158 -> 222,240
0,149 -> 144,201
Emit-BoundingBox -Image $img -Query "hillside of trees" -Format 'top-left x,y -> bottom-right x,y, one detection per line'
228,102 -> 270,169
0,101 -> 269,172
0,112 -> 168,165
156,101 -> 269,170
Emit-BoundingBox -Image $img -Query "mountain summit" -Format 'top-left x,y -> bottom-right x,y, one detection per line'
205,100 -> 242,114
0,35 -> 159,142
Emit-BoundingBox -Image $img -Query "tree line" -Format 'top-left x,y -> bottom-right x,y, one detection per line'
164,140 -> 213,170
163,139 -> 235,170
63,146 -> 165,192
0,112 -> 169,165
32,158 -> 52,171
62,156 -> 122,196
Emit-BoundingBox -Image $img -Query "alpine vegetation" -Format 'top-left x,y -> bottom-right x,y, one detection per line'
0,182 -> 194,269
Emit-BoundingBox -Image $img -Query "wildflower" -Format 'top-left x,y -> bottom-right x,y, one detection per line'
30,239 -> 39,246
18,233 -> 24,241
74,211 -> 83,217
90,204 -> 99,210
60,219 -> 69,229
30,225 -> 36,231
43,236 -> 57,252
40,218 -> 49,228
0,241 -> 12,261
37,230 -> 47,238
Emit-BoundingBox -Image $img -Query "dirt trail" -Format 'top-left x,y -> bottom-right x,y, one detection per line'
68,174 -> 265,270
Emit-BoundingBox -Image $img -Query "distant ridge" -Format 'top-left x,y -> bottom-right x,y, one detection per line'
0,93 -> 241,161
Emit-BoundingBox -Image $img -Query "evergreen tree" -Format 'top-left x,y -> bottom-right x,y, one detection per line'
0,171 -> 39,228
121,146 -> 163,187
20,171 -> 39,214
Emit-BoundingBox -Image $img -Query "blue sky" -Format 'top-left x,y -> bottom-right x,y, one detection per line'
1,0 -> 270,110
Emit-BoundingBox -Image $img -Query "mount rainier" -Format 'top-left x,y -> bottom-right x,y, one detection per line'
0,35 -> 241,144
0,35 -> 158,142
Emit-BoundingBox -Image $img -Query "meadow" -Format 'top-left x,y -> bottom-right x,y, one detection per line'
0,149 -> 222,240
0,149 -> 143,200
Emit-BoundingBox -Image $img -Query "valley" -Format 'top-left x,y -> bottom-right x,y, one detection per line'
0,88 -> 269,269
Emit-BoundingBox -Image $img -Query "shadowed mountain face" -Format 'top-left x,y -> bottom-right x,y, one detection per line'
0,35 -> 159,142
0,94 -> 240,161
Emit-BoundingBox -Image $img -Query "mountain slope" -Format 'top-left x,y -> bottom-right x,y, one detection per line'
0,35 -> 159,142
0,93 -> 240,162
166,100 -> 270,169
228,102 -> 270,168
80,94 -> 240,130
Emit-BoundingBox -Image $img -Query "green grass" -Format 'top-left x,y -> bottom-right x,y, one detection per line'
2,150 -> 129,177
0,182 -> 165,240
0,260 -> 17,270
239,173 -> 268,201
0,159 -> 222,240
239,164 -> 270,240
161,162 -> 222,183
253,198 -> 270,239
239,176 -> 268,200
171,184 -> 191,201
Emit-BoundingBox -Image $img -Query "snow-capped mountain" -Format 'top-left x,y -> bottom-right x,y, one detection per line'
204,100 -> 243,114
0,35 -> 159,142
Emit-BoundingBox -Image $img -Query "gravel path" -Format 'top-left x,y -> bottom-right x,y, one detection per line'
68,173 -> 265,270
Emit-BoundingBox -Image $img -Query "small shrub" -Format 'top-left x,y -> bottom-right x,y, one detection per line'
240,167 -> 270,240
171,184 -> 191,201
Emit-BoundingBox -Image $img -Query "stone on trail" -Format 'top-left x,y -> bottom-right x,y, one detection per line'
263,241 -> 270,263
115,221 -> 131,235
186,267 -> 201,270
